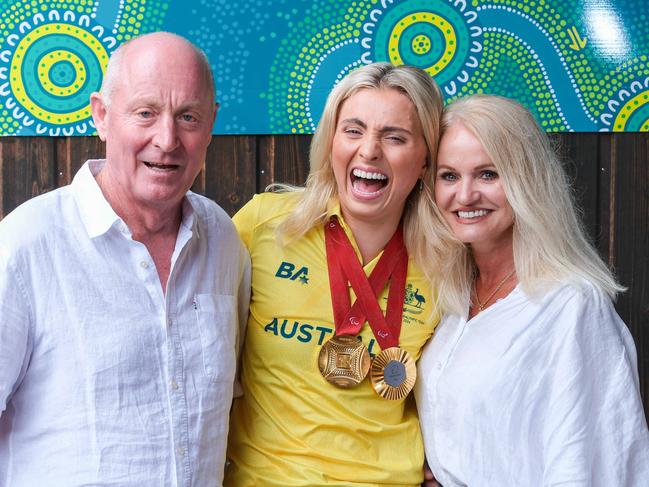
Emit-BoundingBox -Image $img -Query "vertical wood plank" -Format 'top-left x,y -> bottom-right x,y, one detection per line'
597,132 -> 613,265
0,137 -> 57,219
551,133 -> 599,239
202,135 -> 257,216
55,137 -> 106,186
608,133 -> 649,420
0,132 -> 647,421
257,134 -> 311,190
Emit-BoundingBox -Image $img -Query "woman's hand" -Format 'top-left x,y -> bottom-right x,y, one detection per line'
422,460 -> 441,487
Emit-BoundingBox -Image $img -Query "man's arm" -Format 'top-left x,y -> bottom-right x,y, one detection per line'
232,245 -> 251,398
0,249 -> 32,416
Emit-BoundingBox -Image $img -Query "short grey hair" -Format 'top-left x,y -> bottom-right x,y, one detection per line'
99,32 -> 215,106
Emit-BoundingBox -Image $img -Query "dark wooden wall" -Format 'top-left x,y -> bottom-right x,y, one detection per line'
1,134 -> 648,421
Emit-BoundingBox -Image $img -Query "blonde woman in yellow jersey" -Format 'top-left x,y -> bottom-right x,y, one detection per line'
224,63 -> 449,486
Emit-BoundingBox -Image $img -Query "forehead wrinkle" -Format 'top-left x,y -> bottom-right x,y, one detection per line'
121,90 -> 211,112
115,46 -> 213,106
125,95 -> 161,107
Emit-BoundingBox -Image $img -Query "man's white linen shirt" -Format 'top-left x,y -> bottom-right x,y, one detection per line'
416,281 -> 649,487
0,159 -> 251,486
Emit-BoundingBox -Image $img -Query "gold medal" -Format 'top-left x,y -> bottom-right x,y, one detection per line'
318,335 -> 371,388
370,347 -> 416,400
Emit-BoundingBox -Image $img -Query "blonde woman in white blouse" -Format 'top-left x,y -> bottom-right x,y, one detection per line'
416,94 -> 649,486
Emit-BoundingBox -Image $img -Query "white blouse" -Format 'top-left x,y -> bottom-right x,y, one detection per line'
416,281 -> 649,486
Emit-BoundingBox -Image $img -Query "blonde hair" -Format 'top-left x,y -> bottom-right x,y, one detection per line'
274,63 -> 449,298
434,94 -> 623,313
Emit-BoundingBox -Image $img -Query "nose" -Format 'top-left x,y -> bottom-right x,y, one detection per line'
359,136 -> 381,161
457,177 -> 480,205
153,115 -> 179,153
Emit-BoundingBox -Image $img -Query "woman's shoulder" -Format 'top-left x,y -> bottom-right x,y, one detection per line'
535,279 -> 630,347
237,191 -> 301,221
539,279 -> 613,311
233,191 -> 302,246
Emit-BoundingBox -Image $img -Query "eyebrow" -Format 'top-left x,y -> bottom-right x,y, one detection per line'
127,98 -> 208,115
436,163 -> 496,171
339,118 -> 413,135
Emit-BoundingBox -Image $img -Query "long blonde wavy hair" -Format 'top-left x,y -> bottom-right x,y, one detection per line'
274,63 -> 452,303
434,94 -> 624,314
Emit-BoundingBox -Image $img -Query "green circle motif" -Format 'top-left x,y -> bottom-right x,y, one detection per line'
19,33 -> 103,114
397,24 -> 444,66
411,34 -> 431,54
49,60 -> 76,87
370,0 -> 473,85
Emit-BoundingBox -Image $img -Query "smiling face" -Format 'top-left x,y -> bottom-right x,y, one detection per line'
331,87 -> 428,231
435,121 -> 514,254
90,34 -> 216,215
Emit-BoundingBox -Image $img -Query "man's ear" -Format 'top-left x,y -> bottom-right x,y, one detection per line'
90,92 -> 108,142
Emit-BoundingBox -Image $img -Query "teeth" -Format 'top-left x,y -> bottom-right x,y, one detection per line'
352,168 -> 387,180
144,161 -> 176,169
458,210 -> 488,218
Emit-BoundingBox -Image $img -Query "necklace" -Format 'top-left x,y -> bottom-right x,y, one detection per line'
474,269 -> 516,312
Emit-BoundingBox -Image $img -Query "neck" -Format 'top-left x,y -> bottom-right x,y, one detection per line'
95,168 -> 183,295
344,214 -> 401,265
469,241 -> 516,318
96,168 -> 182,241
473,251 -> 515,284
471,229 -> 515,285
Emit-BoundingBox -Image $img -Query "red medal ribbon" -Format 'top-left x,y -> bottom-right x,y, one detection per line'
324,216 -> 408,350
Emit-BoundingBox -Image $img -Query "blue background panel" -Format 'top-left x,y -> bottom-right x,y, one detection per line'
0,0 -> 647,135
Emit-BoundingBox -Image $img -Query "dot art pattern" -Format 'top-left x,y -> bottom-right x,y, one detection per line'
0,0 -> 647,135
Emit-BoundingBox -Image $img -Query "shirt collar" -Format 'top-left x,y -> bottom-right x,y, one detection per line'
178,196 -> 199,242
324,196 -> 362,255
72,160 -> 121,238
72,159 -> 198,239
326,197 -> 356,234
325,197 -> 343,220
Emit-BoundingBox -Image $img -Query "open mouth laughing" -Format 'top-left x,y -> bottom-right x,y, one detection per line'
350,168 -> 389,197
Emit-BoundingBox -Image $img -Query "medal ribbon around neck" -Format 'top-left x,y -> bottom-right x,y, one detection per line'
324,216 -> 408,350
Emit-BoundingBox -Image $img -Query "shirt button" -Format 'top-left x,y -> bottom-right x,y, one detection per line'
436,362 -> 442,370
140,261 -> 149,269
177,446 -> 185,458
171,379 -> 179,390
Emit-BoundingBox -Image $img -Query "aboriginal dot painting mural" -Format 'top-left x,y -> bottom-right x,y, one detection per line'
0,0 -> 647,135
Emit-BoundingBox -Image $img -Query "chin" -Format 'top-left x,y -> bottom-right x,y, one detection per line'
343,199 -> 384,220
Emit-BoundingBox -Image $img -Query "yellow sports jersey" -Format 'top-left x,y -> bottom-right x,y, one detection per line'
225,192 -> 439,487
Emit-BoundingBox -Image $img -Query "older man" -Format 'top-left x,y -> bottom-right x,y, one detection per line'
0,33 -> 250,486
